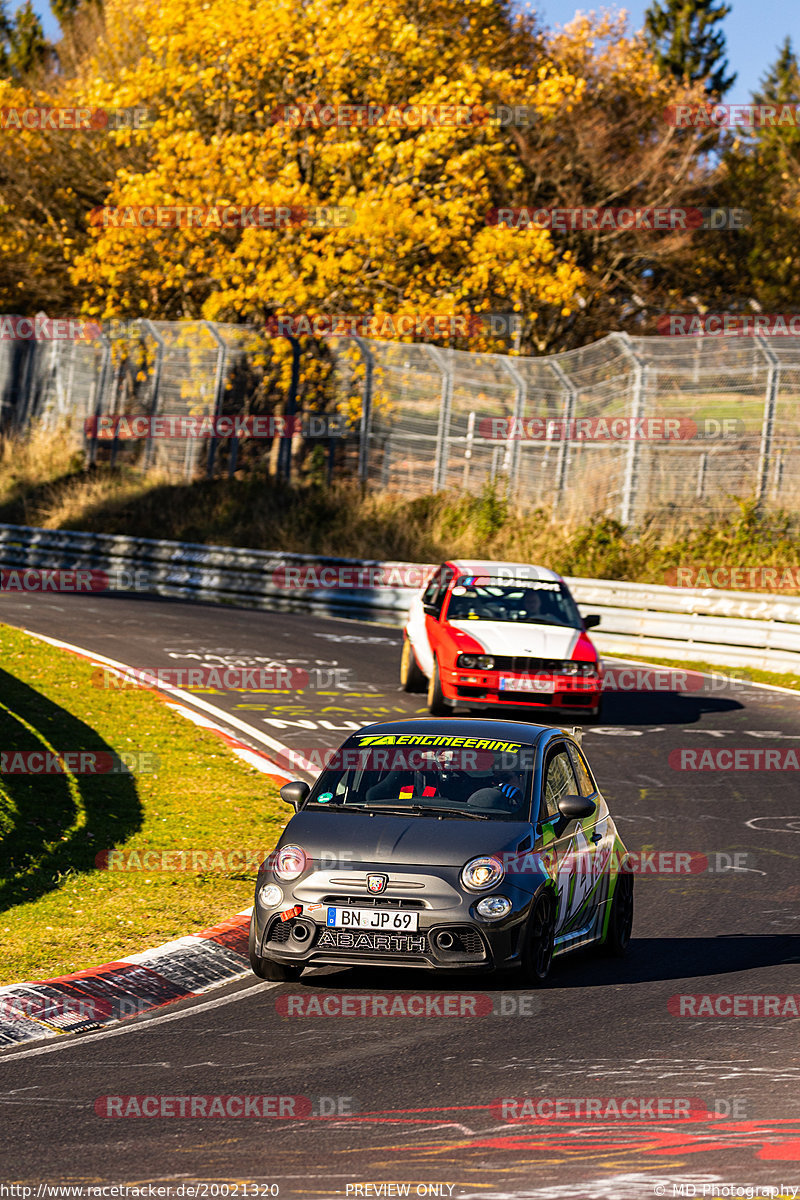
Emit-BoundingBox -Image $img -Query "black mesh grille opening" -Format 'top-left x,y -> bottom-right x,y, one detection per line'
267,918 -> 292,944
452,928 -> 484,953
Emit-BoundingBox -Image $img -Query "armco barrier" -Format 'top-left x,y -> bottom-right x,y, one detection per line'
1,523 -> 800,673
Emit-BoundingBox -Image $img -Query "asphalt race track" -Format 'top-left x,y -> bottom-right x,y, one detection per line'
1,592 -> 800,1200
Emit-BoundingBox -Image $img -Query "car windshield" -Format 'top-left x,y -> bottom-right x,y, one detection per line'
304,739 -> 535,821
444,580 -> 582,628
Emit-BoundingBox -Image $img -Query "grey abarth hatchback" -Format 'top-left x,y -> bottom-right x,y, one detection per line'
249,718 -> 633,985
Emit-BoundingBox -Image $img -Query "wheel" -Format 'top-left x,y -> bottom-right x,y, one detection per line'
427,660 -> 448,716
603,870 -> 634,956
249,916 -> 302,982
521,893 -> 556,984
400,637 -> 427,693
587,696 -> 604,722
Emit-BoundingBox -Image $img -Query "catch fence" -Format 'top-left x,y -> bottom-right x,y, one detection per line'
1,321 -> 798,523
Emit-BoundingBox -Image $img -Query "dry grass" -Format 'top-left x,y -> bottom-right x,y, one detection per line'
2,422 -> 800,589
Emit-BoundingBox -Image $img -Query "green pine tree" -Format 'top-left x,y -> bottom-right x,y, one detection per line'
644,0 -> 736,97
8,0 -> 50,76
753,36 -> 800,105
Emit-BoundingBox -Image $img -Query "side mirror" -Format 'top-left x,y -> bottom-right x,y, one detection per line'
422,603 -> 440,618
280,780 -> 310,812
583,614 -> 601,629
557,794 -> 597,820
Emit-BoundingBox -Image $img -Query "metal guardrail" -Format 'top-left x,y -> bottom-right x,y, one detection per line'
1,523 -> 799,673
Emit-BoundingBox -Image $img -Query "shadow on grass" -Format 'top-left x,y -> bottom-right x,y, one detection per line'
0,668 -> 143,912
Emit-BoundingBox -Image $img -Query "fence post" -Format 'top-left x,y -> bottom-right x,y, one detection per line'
204,321 -> 228,479
755,336 -> 779,504
87,330 -> 111,468
613,333 -> 647,526
424,345 -> 453,492
498,356 -> 527,496
549,360 -> 576,503
141,320 -> 165,473
351,336 -> 373,485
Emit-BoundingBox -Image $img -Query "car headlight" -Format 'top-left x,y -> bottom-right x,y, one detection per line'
258,883 -> 283,907
461,854 -> 504,891
273,845 -> 307,880
561,661 -> 597,676
476,895 -> 512,919
457,654 -> 495,670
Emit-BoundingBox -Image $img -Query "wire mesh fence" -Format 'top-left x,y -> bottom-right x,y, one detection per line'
1,318 -> 798,524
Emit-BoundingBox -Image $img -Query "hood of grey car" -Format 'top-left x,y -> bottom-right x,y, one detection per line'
281,810 -> 533,867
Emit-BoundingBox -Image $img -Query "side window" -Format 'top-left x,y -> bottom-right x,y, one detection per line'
540,745 -> 579,821
421,568 -> 443,605
567,743 -> 597,798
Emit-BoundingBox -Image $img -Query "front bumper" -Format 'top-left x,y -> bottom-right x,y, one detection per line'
253,870 -> 541,973
440,666 -> 601,710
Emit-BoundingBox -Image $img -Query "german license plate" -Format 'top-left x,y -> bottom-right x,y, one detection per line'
326,906 -> 419,931
498,675 -> 553,693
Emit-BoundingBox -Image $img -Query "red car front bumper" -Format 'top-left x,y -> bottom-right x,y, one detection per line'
439,666 -> 601,711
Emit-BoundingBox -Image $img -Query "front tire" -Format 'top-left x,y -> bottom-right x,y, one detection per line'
249,916 -> 303,982
603,871 -> 633,956
521,893 -> 556,984
427,660 -> 448,716
400,638 -> 427,693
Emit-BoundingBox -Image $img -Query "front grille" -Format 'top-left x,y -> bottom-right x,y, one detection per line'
451,928 -> 484,953
267,917 -> 292,944
491,656 -> 566,673
431,926 -> 487,958
318,895 -> 426,910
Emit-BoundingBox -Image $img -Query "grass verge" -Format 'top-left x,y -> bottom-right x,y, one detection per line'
0,623 -> 289,984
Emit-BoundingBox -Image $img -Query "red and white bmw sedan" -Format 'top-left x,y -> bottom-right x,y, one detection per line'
401,560 -> 603,718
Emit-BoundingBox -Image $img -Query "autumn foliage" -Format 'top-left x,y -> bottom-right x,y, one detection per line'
0,0 -> 718,351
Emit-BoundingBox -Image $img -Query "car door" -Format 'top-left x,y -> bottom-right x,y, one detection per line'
538,741 -> 603,941
566,740 -> 615,936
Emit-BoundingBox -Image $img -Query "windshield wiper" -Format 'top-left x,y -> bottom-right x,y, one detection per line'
308,803 -> 489,820
416,807 -> 490,821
